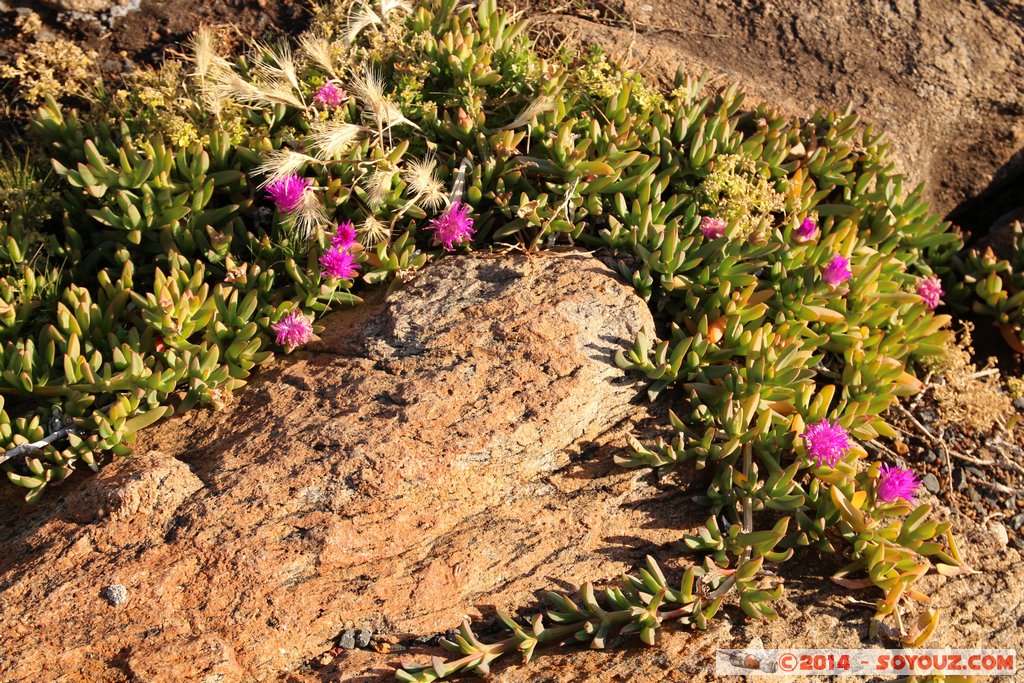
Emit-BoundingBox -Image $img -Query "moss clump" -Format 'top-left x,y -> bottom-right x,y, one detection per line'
570,45 -> 666,110
697,153 -> 786,240
0,36 -> 100,106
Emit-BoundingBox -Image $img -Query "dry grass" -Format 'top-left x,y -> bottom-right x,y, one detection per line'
926,322 -> 1014,434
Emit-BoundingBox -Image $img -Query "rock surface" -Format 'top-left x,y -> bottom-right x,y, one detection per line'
0,251 -> 665,682
531,0 -> 1024,219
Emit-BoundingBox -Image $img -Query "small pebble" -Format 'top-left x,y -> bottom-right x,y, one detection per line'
357,628 -> 373,648
339,628 -> 356,650
1012,513 -> 1024,530
101,584 -> 128,606
988,522 -> 1010,547
1013,397 -> 1024,410
923,450 -> 937,464
922,473 -> 941,494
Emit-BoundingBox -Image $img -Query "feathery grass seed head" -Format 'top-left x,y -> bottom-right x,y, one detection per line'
402,156 -> 446,210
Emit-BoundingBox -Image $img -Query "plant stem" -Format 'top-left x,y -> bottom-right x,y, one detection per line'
0,426 -> 79,465
741,442 -> 753,560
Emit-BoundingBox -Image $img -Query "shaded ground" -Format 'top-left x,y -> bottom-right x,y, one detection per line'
0,0 -> 309,60
0,0 -> 310,138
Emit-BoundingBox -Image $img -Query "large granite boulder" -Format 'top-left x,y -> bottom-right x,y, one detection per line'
0,251 -> 666,681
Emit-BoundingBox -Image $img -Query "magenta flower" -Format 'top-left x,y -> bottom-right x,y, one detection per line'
265,174 -> 312,213
803,418 -> 852,468
700,216 -> 726,239
320,246 -> 360,280
876,463 -> 921,503
794,217 -> 817,242
916,275 -> 944,310
331,220 -> 357,249
426,201 -> 475,251
271,310 -> 313,352
313,82 -> 345,108
822,253 -> 852,288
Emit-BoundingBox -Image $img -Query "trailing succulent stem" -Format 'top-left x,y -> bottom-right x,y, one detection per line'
398,556 -> 729,682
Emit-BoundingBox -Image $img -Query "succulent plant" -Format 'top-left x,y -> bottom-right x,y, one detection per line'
948,221 -> 1024,351
0,0 -> 974,675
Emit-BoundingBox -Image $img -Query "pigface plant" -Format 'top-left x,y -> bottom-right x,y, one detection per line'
0,0 -> 972,676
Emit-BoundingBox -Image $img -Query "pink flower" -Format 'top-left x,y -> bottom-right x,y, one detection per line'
271,310 -> 313,352
876,463 -> 921,503
266,174 -> 312,213
803,418 -> 852,468
700,216 -> 726,239
331,220 -> 357,249
320,246 -> 360,280
426,201 -> 475,251
313,82 -> 345,108
822,253 -> 852,288
794,217 -> 817,242
916,275 -> 944,310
